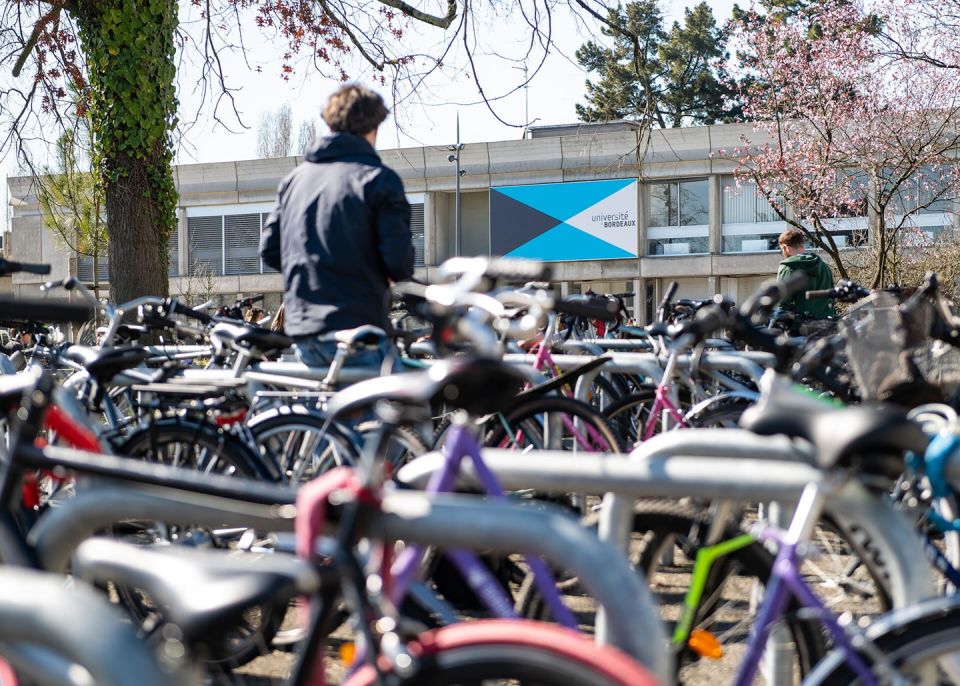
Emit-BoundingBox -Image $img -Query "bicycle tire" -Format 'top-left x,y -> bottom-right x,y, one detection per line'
111,418 -> 280,667
805,601 -> 960,685
484,395 -> 623,454
602,388 -> 656,448
115,417 -> 273,480
246,405 -> 362,481
342,619 -> 661,686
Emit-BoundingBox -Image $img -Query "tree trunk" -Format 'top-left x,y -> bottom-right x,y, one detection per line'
106,152 -> 170,304
72,1 -> 178,306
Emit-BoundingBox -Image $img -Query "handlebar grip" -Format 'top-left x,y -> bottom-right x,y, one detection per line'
485,258 -> 551,283
0,297 -> 92,323
555,295 -> 620,322
169,300 -> 213,325
805,289 -> 835,300
241,293 -> 265,306
0,259 -> 51,276
659,281 -> 679,310
41,279 -> 66,292
682,306 -> 729,339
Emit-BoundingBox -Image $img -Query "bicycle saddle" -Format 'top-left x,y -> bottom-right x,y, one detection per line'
72,538 -> 318,649
331,325 -> 386,348
83,345 -> 153,383
211,323 -> 292,358
234,327 -> 294,354
326,358 -> 528,419
740,403 -> 927,478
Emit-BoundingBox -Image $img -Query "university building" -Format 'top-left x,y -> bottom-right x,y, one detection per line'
6,120 -> 954,322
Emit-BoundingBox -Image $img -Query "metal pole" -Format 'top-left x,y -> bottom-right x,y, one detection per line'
521,63 -> 529,138
455,112 -> 461,257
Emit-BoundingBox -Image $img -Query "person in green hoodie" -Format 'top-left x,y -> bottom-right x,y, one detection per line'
777,228 -> 836,319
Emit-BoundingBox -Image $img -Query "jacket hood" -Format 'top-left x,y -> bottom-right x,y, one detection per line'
304,132 -> 380,164
779,252 -> 824,271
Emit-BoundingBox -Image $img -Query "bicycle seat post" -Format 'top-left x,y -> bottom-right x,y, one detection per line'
320,343 -> 351,388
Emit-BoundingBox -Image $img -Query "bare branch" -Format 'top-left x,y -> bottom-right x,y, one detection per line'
375,0 -> 457,29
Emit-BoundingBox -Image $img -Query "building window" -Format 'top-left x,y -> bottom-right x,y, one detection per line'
891,166 -> 956,216
410,202 -> 425,268
76,256 -> 110,283
184,200 -> 424,276
224,214 -> 261,275
260,214 -> 279,273
186,204 -> 276,277
721,176 -> 784,253
188,215 -> 225,276
168,226 -> 179,277
646,179 -> 709,255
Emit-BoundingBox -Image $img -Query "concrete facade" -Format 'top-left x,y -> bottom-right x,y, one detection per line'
5,121 -> 829,321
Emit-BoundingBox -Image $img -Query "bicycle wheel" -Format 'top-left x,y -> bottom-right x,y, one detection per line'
112,419 -> 280,667
116,417 -> 272,479
247,405 -> 362,482
484,395 -> 622,454
602,388 -> 656,448
342,619 -> 661,686
806,601 -> 960,685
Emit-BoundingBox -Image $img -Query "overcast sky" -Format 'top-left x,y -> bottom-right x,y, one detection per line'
2,0 -> 737,232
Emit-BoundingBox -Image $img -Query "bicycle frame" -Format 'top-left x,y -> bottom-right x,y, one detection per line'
387,420 -> 578,628
523,319 -> 616,451
736,515 -> 876,686
670,524 -> 879,686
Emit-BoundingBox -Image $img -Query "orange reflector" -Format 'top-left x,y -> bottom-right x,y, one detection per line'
339,642 -> 356,665
688,629 -> 723,659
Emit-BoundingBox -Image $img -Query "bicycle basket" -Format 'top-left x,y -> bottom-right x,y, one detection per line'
840,290 -> 960,401
839,291 -> 916,401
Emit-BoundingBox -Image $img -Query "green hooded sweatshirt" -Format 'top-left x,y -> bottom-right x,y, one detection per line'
777,252 -> 836,318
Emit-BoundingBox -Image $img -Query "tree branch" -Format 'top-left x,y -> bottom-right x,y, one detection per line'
12,5 -> 61,78
375,0 -> 458,29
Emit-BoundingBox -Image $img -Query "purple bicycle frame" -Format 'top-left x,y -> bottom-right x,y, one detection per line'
387,422 -> 579,628
734,526 -> 877,686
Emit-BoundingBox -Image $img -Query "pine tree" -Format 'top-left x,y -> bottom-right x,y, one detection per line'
575,1 -> 736,127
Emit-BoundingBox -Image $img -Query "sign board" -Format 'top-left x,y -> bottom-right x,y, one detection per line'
489,179 -> 638,261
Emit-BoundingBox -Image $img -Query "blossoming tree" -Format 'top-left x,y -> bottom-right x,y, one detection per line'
725,0 -> 960,287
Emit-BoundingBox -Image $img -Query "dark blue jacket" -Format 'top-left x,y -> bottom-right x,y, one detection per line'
260,133 -> 415,337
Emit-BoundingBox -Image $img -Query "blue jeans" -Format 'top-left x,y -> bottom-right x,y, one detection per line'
294,337 -> 402,375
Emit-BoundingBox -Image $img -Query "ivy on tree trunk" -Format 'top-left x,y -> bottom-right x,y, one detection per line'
74,0 -> 178,303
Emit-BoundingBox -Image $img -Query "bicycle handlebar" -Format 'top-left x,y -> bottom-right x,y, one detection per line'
738,272 -> 808,319
236,293 -> 264,308
805,280 -> 870,303
555,294 -> 620,322
166,298 -> 213,325
0,297 -> 93,324
656,281 -> 679,323
0,258 -> 51,276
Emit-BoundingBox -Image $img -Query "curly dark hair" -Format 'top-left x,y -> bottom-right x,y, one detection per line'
322,84 -> 389,136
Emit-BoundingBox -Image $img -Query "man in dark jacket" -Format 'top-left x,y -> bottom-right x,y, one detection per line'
777,228 -> 835,319
260,85 -> 414,368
